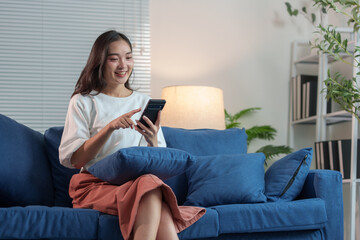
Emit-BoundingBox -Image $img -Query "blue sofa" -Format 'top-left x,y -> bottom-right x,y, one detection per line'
0,114 -> 343,240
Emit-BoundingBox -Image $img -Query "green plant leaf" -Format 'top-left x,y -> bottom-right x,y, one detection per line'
256,145 -> 293,164
226,122 -> 241,129
246,125 -> 277,144
312,13 -> 316,23
233,107 -> 261,121
285,2 -> 294,15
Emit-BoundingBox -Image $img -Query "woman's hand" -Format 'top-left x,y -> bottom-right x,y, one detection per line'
71,108 -> 142,169
109,108 -> 142,130
135,110 -> 161,147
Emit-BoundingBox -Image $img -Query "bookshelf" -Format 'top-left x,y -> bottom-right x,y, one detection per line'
288,32 -> 359,240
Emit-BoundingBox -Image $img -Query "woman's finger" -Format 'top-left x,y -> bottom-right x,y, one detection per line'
123,117 -> 135,128
135,120 -> 149,133
125,107 -> 142,117
154,110 -> 161,127
119,118 -> 132,128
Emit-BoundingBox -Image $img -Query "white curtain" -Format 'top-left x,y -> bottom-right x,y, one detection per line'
0,0 -> 150,132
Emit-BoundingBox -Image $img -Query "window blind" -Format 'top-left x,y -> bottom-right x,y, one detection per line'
0,0 -> 150,133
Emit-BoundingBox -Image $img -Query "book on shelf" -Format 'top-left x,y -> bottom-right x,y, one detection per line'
292,74 -> 318,121
321,141 -> 331,170
330,140 -> 340,172
314,139 -> 359,179
307,80 -> 317,117
315,142 -> 321,169
339,139 -> 351,179
328,140 -> 334,170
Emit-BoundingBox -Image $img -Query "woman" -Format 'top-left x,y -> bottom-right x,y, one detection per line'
59,30 -> 205,240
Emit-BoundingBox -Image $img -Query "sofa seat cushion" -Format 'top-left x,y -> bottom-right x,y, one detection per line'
194,230 -> 322,240
0,206 -> 99,239
97,208 -> 220,240
212,198 -> 327,234
179,208 -> 220,239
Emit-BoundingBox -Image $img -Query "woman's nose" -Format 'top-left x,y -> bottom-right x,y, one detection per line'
117,58 -> 126,68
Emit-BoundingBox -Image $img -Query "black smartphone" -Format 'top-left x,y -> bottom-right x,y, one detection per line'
138,99 -> 166,129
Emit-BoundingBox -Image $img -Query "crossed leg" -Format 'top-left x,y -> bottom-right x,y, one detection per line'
132,188 -> 179,240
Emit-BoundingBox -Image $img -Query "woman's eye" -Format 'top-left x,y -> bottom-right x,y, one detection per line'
109,58 -> 119,62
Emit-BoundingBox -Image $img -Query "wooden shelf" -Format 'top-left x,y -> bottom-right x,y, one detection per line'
325,110 -> 352,124
292,115 -> 317,125
342,179 -> 360,183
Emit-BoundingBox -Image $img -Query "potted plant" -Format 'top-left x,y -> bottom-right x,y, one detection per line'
286,0 -> 360,120
225,107 -> 292,165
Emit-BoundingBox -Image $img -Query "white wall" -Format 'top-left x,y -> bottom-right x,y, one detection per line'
150,0 -> 314,162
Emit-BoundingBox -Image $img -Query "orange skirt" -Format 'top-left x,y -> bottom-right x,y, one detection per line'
69,172 -> 206,240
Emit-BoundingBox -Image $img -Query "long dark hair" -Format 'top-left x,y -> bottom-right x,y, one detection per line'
71,30 -> 133,97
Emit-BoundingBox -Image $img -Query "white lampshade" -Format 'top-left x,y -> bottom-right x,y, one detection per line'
160,85 -> 225,130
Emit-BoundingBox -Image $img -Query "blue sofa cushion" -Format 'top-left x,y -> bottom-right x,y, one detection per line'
98,208 -> 220,240
88,147 -> 195,185
0,206 -> 99,239
184,153 -> 267,207
162,127 -> 248,205
162,127 -> 248,155
199,230 -> 322,239
98,214 -> 123,240
178,208 -> 220,240
0,114 -> 54,207
212,198 -> 327,234
44,127 -> 79,207
265,148 -> 313,201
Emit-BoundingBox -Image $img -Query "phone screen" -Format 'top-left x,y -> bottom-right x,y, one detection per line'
138,99 -> 166,129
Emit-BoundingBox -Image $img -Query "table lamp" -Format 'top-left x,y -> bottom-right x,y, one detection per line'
160,85 -> 225,130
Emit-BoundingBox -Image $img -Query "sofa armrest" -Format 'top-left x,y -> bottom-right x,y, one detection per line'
298,169 -> 343,240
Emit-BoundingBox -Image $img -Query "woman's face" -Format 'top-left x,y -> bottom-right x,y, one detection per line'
103,39 -> 134,87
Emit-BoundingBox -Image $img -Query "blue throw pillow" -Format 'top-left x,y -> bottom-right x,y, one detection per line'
184,153 -> 267,207
162,127 -> 248,205
265,148 -> 313,202
0,114 -> 54,206
88,147 -> 195,185
162,127 -> 248,155
44,127 -> 80,207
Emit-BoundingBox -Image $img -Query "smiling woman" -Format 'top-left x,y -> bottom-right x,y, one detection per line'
58,30 -> 205,240
0,0 -> 151,133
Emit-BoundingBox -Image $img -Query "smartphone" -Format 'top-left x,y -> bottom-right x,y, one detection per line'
138,99 -> 166,129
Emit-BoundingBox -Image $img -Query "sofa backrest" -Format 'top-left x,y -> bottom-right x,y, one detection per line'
162,127 -> 248,155
0,114 -> 54,207
44,127 -> 79,207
